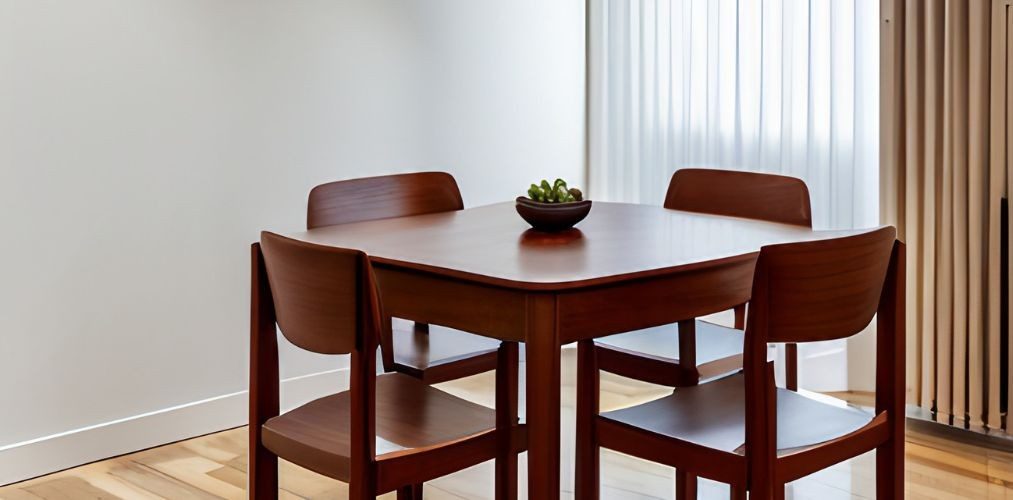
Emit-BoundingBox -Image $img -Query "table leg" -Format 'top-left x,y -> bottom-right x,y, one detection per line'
525,294 -> 561,499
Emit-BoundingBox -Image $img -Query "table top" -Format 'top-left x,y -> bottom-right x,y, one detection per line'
284,201 -> 875,291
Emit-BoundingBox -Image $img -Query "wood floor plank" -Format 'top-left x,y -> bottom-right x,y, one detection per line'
0,488 -> 45,500
205,465 -> 246,491
2,349 -> 1009,499
141,456 -> 245,500
71,463 -> 162,500
108,461 -> 220,500
22,477 -> 119,500
180,432 -> 244,465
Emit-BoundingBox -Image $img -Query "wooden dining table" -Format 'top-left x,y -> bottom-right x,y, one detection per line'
283,200 -> 873,498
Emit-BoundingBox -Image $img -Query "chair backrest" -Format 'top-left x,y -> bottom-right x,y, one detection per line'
664,168 -> 813,227
746,226 -> 897,345
307,172 -> 464,229
741,227 -> 899,479
259,231 -> 377,355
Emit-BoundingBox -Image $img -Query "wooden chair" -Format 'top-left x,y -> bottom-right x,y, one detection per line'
594,168 -> 812,391
575,227 -> 904,500
250,232 -> 524,499
307,172 -> 501,384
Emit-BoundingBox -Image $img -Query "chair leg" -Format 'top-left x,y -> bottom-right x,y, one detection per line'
877,434 -> 904,499
250,244 -> 280,500
741,481 -> 786,500
248,441 -> 277,500
733,303 -> 746,330
748,476 -> 776,500
350,482 -> 375,500
575,340 -> 600,500
773,482 -> 786,500
785,343 -> 799,391
675,470 -> 697,500
495,342 -> 519,500
397,484 -> 423,500
729,483 -> 746,500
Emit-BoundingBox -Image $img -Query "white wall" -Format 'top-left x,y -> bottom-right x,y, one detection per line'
0,0 -> 585,483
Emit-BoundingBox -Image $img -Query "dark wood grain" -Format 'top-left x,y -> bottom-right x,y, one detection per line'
598,372 -> 874,457
664,168 -> 812,227
876,241 -> 906,499
785,343 -> 799,391
574,339 -> 599,500
744,227 -> 897,497
578,227 -> 903,499
259,232 -> 362,355
260,373 -> 496,481
307,172 -> 463,229
291,202 -> 840,290
755,227 -> 896,343
557,256 -> 756,342
525,294 -> 562,499
283,201 -> 875,499
249,244 -> 279,499
594,321 -> 745,386
668,168 -> 811,389
396,485 -> 423,500
306,172 -> 501,385
495,342 -> 520,500
250,234 -> 522,498
594,169 -> 813,395
675,470 -> 697,500
389,321 -> 500,384
374,268 -> 527,342
584,170 -> 814,496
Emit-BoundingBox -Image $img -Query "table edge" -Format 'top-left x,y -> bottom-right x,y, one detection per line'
370,252 -> 760,292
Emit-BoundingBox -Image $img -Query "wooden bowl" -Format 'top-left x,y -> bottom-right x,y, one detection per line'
515,196 -> 592,232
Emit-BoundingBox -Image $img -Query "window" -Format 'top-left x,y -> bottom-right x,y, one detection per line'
588,0 -> 880,231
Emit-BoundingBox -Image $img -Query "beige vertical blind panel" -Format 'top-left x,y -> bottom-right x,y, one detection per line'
882,0 -> 1008,431
986,0 -> 1006,431
992,0 -> 1013,431
968,0 -> 989,429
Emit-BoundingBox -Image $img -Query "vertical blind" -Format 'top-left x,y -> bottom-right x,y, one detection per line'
882,0 -> 1009,431
588,0 -> 881,232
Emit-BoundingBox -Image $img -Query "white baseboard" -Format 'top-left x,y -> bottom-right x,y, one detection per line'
0,368 -> 348,486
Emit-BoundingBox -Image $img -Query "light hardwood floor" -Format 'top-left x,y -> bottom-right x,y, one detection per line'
3,349 -> 1012,499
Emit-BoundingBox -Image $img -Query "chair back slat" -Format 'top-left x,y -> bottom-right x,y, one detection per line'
259,231 -> 370,354
307,172 -> 464,229
748,227 -> 897,344
664,168 -> 813,227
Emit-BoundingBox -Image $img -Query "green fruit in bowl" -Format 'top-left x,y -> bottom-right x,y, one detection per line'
556,185 -> 571,202
525,178 -> 584,203
528,184 -> 544,202
539,180 -> 553,201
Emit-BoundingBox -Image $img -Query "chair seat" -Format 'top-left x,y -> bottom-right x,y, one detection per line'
596,320 -> 744,365
600,373 -> 872,454
391,320 -> 501,382
261,373 -> 497,481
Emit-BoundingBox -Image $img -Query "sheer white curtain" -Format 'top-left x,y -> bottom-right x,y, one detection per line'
588,0 -> 880,231
587,0 -> 880,391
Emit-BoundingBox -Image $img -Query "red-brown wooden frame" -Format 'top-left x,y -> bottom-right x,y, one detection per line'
575,231 -> 905,500
249,238 -> 523,499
